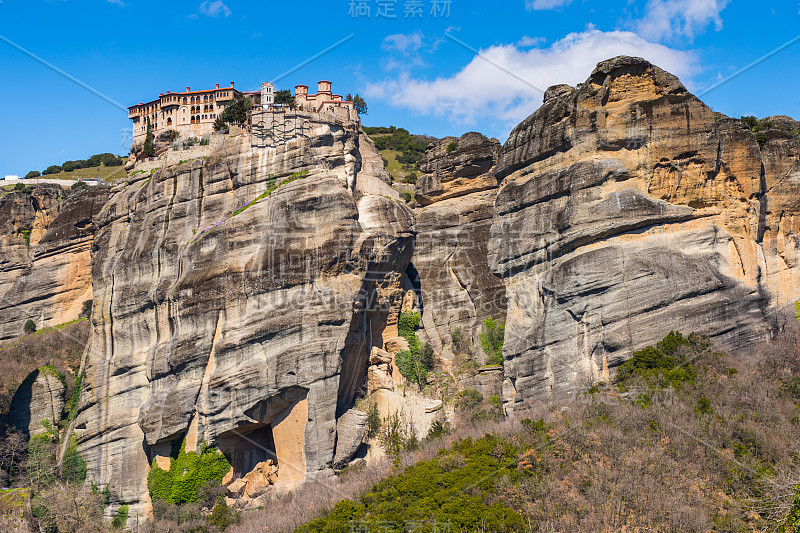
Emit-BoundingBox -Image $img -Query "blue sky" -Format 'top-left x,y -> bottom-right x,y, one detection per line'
0,0 -> 798,176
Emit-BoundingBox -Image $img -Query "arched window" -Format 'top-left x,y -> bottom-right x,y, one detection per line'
183,97 -> 187,104
167,118 -> 172,126
204,95 -> 208,102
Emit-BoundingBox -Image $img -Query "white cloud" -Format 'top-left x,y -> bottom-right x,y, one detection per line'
635,0 -> 729,41
199,0 -> 231,18
525,0 -> 574,10
383,31 -> 426,54
365,29 -> 698,131
517,36 -> 547,48
106,0 -> 126,5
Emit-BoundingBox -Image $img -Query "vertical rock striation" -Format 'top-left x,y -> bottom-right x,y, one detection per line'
0,185 -> 109,340
413,133 -> 507,363
73,121 -> 414,516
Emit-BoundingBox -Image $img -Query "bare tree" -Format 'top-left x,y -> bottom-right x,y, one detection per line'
0,428 -> 27,487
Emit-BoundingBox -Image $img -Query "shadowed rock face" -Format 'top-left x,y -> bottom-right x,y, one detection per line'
74,122 -> 414,516
7,367 -> 66,437
413,133 -> 507,362
489,56 -> 800,410
0,185 -> 109,340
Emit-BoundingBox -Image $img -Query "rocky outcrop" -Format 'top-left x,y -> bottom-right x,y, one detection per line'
333,409 -> 367,465
0,185 -> 109,340
72,119 -> 414,517
7,366 -> 65,437
489,56 -> 800,410
413,133 -> 507,363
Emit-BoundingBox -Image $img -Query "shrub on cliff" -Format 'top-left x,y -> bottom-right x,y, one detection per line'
480,317 -> 505,366
148,441 -> 231,505
615,331 -> 700,388
395,312 -> 430,388
23,320 -> 36,334
25,171 -> 41,179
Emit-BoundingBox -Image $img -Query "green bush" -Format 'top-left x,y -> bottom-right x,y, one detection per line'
25,171 -> 41,179
61,436 -> 87,484
615,331 -> 699,389
23,319 -> 36,334
111,504 -> 129,529
66,372 -> 83,422
446,141 -> 459,152
147,441 -> 232,505
298,434 -> 525,533
400,191 -> 413,203
395,312 -> 428,387
81,299 -> 93,319
207,494 -> 240,530
402,172 -> 418,184
42,165 -> 62,175
480,317 -> 505,366
365,402 -> 381,439
22,228 -> 31,248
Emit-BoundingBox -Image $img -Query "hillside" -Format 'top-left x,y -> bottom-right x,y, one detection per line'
230,331 -> 800,533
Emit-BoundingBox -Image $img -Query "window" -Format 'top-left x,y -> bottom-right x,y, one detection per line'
204,95 -> 208,102
167,118 -> 172,126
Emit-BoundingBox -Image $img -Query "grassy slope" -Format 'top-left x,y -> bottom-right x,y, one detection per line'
0,319 -> 89,416
39,164 -> 127,183
231,332 -> 800,533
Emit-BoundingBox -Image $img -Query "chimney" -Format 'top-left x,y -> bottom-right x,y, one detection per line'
216,83 -> 220,89
186,86 -> 191,92
230,82 -> 235,88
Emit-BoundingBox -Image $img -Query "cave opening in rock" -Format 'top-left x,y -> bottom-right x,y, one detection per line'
217,423 -> 277,478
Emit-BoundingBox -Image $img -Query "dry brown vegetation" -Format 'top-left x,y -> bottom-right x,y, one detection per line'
0,320 -> 88,415
228,332 -> 800,533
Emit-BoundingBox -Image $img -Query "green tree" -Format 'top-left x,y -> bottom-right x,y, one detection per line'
274,89 -> 295,106
480,318 -> 505,366
81,299 -> 93,319
346,93 -> 368,115
42,165 -> 62,175
215,95 -> 253,130
143,122 -> 156,157
25,171 -> 41,179
111,504 -> 129,529
23,319 -> 37,334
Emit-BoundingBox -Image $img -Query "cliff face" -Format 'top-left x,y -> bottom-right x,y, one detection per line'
413,133 -> 507,365
0,185 -> 109,340
13,55 -> 796,520
489,56 -> 800,409
74,119 -> 414,514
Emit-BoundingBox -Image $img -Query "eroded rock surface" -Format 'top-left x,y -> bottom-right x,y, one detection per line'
8,367 -> 65,437
413,133 -> 507,362
73,121 -> 414,517
490,56 -> 800,409
0,185 -> 109,340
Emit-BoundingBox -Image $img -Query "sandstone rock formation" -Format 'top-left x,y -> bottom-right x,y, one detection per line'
31,55 -> 800,522
0,185 -> 109,340
413,133 -> 507,362
72,119 -> 414,517
333,408 -> 367,465
489,56 -> 800,410
7,366 -> 65,437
